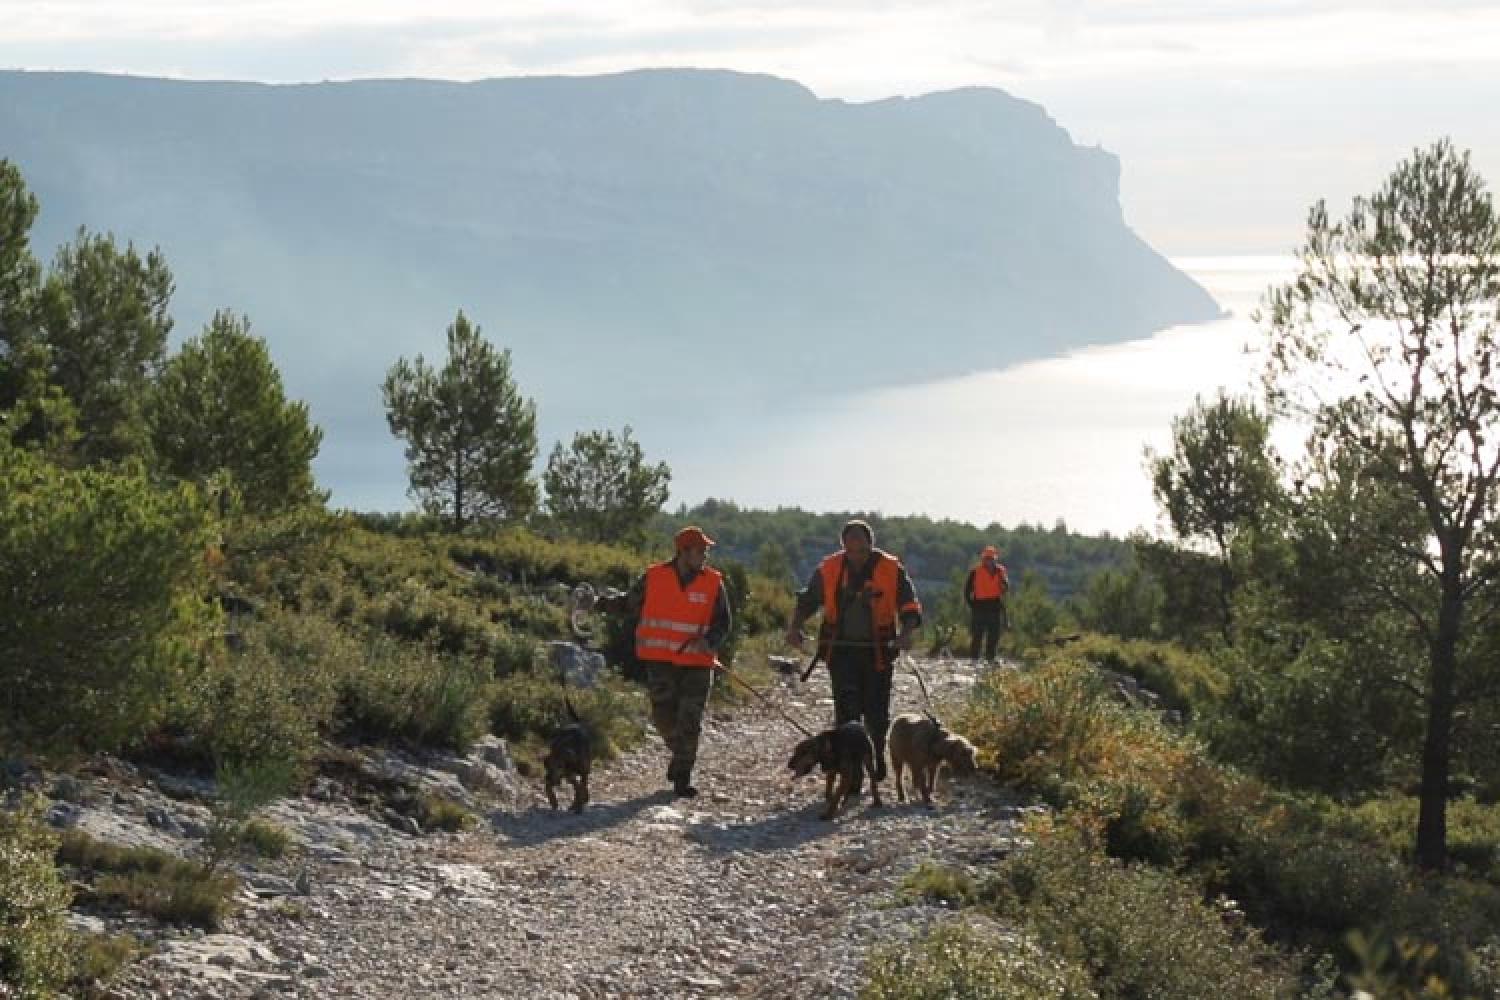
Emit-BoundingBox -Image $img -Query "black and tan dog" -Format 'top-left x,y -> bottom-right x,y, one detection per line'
887,712 -> 978,808
543,697 -> 592,814
787,720 -> 882,820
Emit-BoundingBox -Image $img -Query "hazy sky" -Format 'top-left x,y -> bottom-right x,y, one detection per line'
4,1 -> 1499,255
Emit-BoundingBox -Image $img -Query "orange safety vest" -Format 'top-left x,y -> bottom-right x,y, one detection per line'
972,563 -> 1008,601
817,549 -> 921,671
635,561 -> 723,668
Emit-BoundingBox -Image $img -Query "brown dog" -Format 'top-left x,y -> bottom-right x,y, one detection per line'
887,712 -> 978,807
543,698 -> 592,814
787,720 -> 882,820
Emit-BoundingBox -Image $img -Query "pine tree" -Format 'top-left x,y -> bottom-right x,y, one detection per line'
382,310 -> 538,529
148,310 -> 324,513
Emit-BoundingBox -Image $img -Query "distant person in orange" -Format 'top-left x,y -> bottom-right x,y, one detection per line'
783,519 -> 923,782
628,526 -> 731,798
963,545 -> 1009,663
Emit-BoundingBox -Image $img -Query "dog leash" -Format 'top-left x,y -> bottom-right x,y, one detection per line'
676,633 -> 817,739
712,661 -> 817,738
792,636 -> 938,715
794,637 -> 907,682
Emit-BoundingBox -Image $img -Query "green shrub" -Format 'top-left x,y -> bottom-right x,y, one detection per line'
0,798 -> 72,996
0,450 -> 214,754
58,831 -> 237,929
172,609 -> 348,770
488,595 -> 566,639
1200,629 -> 1417,797
739,568 -> 794,639
1226,829 -> 1405,935
1069,564 -> 1163,641
89,869 -> 236,929
1067,633 -> 1226,716
960,654 -> 1122,796
960,652 -> 1278,869
489,628 -> 539,677
1344,795 -> 1500,881
861,920 -> 1098,1000
367,578 -> 490,651
896,863 -> 978,907
490,667 -> 645,771
338,639 -> 493,753
204,757 -> 296,871
1378,884 -> 1500,996
1004,570 -> 1070,653
985,823 -> 1297,1000
238,818 -> 291,859
414,794 -> 476,833
456,529 -> 639,591
67,932 -> 141,996
217,504 -> 336,610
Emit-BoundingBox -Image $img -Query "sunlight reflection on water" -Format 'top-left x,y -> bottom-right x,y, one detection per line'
670,256 -> 1299,538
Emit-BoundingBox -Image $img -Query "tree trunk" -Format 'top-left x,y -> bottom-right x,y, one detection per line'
1216,558 -> 1235,644
1415,589 -> 1462,870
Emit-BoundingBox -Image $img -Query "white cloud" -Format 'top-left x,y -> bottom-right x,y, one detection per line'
3,1 -> 1497,254
5,2 -> 1498,92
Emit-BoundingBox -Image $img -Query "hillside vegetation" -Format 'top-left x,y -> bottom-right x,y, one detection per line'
5,140 -> 1500,1000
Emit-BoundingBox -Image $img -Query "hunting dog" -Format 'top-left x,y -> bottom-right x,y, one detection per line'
787,720 -> 882,820
543,698 -> 592,814
887,712 -> 978,808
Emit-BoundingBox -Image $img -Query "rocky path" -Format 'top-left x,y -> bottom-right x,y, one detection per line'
108,657 -> 1028,999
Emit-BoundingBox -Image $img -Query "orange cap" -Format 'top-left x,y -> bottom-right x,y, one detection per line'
675,526 -> 716,550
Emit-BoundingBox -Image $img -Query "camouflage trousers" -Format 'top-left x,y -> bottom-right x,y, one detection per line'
828,646 -> 894,773
645,662 -> 715,781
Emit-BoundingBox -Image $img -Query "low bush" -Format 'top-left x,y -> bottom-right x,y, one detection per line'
67,931 -> 141,997
1066,633 -> 1226,716
337,638 -> 494,753
861,920 -> 1098,1000
204,757 -> 296,872
1199,632 -> 1417,798
452,530 -> 639,592
414,794 -> 476,833
0,797 -> 72,996
171,609 -> 348,771
960,651 -> 1284,869
896,863 -> 978,908
983,822 -> 1298,1000
490,666 -> 646,772
1342,795 -> 1500,882
57,830 -> 237,930
238,818 -> 292,859
0,450 -> 214,756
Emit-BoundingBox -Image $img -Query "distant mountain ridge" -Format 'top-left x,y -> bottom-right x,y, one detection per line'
0,68 -> 1220,506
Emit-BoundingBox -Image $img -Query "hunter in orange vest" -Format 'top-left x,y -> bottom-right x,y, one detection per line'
784,519 -> 922,782
964,544 -> 1009,663
628,525 -> 731,798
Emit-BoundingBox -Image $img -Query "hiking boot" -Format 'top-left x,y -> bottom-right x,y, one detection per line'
673,779 -> 699,799
874,755 -> 887,783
